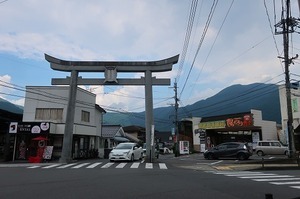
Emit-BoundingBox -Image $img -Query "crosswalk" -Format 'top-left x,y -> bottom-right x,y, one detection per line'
26,162 -> 168,170
206,171 -> 300,190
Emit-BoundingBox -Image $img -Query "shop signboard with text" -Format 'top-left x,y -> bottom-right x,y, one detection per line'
9,122 -> 50,134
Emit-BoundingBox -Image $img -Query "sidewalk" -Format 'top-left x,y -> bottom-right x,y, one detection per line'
160,153 -> 300,171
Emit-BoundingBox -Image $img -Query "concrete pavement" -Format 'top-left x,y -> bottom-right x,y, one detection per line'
159,153 -> 300,171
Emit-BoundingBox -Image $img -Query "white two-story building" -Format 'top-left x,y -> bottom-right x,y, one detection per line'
22,86 -> 106,160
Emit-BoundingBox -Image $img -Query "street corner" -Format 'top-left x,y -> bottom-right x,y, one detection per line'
213,164 -> 263,171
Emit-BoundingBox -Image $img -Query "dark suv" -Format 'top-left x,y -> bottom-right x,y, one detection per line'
203,142 -> 252,160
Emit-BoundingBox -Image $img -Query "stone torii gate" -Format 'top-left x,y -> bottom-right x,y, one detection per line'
45,54 -> 179,163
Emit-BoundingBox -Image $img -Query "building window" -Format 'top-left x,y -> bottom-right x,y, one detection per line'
81,110 -> 90,122
292,98 -> 298,112
35,108 -> 63,120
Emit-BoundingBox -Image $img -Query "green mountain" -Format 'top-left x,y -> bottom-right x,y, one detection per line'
0,98 -> 23,114
103,83 -> 281,131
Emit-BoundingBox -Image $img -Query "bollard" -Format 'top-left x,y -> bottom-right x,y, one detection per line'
262,157 -> 264,169
265,193 -> 273,199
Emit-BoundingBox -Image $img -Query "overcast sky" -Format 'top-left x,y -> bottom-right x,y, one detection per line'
1,0 -> 300,113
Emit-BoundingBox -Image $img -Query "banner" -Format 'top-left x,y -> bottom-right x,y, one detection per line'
9,122 -> 50,134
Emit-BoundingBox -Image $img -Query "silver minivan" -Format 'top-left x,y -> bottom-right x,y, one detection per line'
254,140 -> 288,156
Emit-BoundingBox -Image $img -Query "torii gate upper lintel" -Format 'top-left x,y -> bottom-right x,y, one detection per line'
45,53 -> 179,163
45,53 -> 179,72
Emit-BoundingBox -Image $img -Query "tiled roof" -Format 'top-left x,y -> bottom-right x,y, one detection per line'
102,125 -> 123,138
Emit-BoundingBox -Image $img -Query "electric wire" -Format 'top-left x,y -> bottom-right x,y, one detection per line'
176,0 -> 198,83
188,0 -> 234,99
180,0 -> 219,98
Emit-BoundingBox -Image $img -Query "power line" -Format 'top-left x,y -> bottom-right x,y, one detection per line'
176,0 -> 199,83
179,0 -> 219,98
189,0 -> 234,97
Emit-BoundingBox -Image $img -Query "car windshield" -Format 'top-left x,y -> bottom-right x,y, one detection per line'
115,144 -> 133,150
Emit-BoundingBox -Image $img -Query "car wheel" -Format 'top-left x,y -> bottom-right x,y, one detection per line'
131,154 -> 134,162
284,151 -> 288,156
207,153 -> 214,160
237,153 -> 247,160
257,151 -> 264,156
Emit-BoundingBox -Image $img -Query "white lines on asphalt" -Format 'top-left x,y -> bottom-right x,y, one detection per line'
270,181 -> 300,185
42,164 -> 62,169
86,162 -> 102,168
22,162 -> 168,170
159,163 -> 168,169
210,160 -> 223,165
253,178 -> 300,182
57,163 -> 77,169
27,165 -> 40,169
213,171 -> 262,175
239,175 -> 292,179
101,163 -> 114,168
116,163 -> 127,168
71,163 -> 90,169
225,173 -> 276,177
208,171 -> 300,190
145,163 -> 153,169
290,186 -> 300,190
130,163 -> 140,169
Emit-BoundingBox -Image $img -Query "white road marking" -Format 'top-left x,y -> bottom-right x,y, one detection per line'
290,186 -> 300,189
27,165 -> 40,169
253,178 -> 300,182
72,163 -> 90,169
116,163 -> 127,168
226,173 -> 277,177
210,160 -> 223,165
130,163 -> 140,168
159,163 -> 168,169
101,163 -> 114,168
239,175 -> 292,179
42,164 -> 62,169
86,162 -> 102,168
57,163 -> 77,169
145,163 -> 153,169
270,181 -> 300,185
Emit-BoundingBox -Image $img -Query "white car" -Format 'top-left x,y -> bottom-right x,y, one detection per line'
254,140 -> 288,156
109,143 -> 143,162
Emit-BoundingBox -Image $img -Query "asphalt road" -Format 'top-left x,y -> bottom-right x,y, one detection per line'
0,155 -> 300,199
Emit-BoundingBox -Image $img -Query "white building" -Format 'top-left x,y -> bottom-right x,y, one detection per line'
279,84 -> 300,149
22,86 -> 106,159
181,109 -> 279,152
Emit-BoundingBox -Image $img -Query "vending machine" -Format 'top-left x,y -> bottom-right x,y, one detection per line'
179,141 -> 189,155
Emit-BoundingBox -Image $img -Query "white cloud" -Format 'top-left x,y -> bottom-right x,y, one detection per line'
1,0 -> 300,113
0,74 -> 12,96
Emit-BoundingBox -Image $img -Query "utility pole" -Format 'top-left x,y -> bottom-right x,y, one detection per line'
275,0 -> 300,157
174,81 -> 179,157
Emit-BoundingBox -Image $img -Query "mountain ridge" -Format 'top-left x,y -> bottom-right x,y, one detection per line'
103,83 -> 281,131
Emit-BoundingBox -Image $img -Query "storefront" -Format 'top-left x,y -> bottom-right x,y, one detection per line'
8,122 -> 52,161
181,110 -> 279,153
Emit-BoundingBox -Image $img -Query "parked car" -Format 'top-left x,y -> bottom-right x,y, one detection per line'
109,142 -> 143,162
142,143 -> 159,159
203,142 -> 252,160
254,140 -> 288,156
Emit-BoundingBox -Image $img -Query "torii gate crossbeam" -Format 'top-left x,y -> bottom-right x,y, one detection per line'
45,54 -> 179,163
